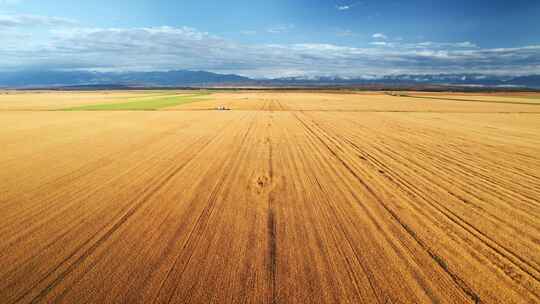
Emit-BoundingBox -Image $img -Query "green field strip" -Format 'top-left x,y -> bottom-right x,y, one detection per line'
60,93 -> 210,111
119,91 -> 206,100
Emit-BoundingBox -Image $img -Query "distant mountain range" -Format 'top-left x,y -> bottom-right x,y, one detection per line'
0,70 -> 539,89
0,70 -> 250,88
270,74 -> 540,88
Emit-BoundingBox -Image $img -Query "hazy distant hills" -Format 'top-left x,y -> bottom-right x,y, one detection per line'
0,70 -> 539,89
271,74 -> 540,88
0,70 -> 251,88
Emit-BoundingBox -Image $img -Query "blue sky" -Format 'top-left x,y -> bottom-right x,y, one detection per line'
1,0 -> 539,77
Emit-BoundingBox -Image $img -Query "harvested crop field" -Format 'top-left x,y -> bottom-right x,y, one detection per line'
0,91 -> 539,303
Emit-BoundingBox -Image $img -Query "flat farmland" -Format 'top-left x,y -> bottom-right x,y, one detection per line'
0,90 -> 201,110
0,91 -> 539,303
170,91 -> 540,112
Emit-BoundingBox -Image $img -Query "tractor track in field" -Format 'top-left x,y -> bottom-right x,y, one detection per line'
304,111 -> 540,299
301,112 -> 540,291
265,131 -> 278,304
325,117 -> 540,284
293,111 -> 482,303
292,112 -> 393,302
9,113 -> 249,304
1,91 -> 539,303
0,119 -> 209,246
154,114 -> 258,304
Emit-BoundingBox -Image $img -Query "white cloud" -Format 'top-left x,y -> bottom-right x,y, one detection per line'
0,14 -> 77,28
266,24 -> 294,34
336,2 -> 361,11
415,41 -> 477,49
370,41 -> 392,47
337,5 -> 352,10
0,18 -> 538,77
372,33 -> 388,40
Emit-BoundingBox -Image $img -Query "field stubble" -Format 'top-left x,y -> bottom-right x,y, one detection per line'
0,91 -> 539,303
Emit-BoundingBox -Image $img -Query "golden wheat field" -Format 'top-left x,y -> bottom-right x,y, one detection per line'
0,90 -> 539,304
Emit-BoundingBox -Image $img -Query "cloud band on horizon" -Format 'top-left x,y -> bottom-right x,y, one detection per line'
0,18 -> 539,77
